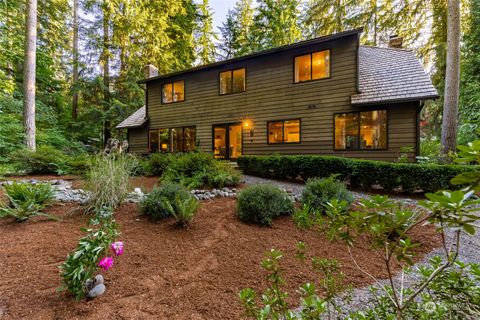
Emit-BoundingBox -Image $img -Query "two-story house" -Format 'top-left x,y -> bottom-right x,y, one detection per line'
116,28 -> 438,161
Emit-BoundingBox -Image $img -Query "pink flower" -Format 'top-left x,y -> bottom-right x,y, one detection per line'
98,256 -> 114,271
111,241 -> 124,256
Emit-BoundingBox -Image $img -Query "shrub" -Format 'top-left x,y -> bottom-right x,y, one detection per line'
237,184 -> 294,226
161,152 -> 241,189
0,182 -> 58,222
8,146 -> 70,175
139,182 -> 196,222
85,154 -> 137,212
301,176 -> 354,212
292,202 -> 321,229
237,155 -> 477,193
141,153 -> 174,176
167,195 -> 200,227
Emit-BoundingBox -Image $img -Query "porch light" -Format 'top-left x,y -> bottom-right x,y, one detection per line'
243,119 -> 252,129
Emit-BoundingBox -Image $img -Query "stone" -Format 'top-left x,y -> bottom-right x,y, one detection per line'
88,284 -> 106,298
94,274 -> 104,285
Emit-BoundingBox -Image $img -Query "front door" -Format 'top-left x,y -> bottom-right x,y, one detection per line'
213,123 -> 242,160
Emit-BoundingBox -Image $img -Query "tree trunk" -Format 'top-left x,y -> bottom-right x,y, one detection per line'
102,2 -> 111,146
72,0 -> 79,121
23,0 -> 37,151
441,0 -> 461,154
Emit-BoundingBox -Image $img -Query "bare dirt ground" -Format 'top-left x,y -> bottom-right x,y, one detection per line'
0,196 -> 440,319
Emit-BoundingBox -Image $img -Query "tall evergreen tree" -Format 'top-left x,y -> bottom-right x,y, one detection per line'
251,0 -> 302,51
441,0 -> 461,154
218,9 -> 237,60
231,0 -> 255,56
302,0 -> 350,38
23,0 -> 37,150
195,0 -> 217,65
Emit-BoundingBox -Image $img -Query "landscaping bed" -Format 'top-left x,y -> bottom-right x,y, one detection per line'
0,197 -> 440,319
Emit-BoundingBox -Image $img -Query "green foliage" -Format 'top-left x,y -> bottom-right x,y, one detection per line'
292,202 -> 320,229
397,146 -> 415,163
140,182 -> 196,222
236,184 -> 294,226
301,176 -> 353,212
141,153 -> 174,176
164,193 -> 200,227
7,145 -> 88,175
58,209 -> 119,300
237,155 -> 478,193
160,152 -> 241,189
85,154 -> 137,212
0,182 -> 57,222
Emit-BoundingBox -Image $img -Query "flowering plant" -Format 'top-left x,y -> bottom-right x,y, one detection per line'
111,241 -> 124,256
98,256 -> 114,271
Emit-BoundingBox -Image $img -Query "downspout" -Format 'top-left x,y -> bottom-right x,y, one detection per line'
356,32 -> 361,94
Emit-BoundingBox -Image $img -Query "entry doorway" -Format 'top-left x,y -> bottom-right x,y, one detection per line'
212,123 -> 243,160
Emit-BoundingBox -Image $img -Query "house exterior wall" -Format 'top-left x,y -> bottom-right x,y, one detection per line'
128,34 -> 419,161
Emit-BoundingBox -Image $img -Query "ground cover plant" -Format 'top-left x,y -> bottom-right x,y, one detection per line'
0,182 -> 58,222
144,152 -> 241,189
140,182 -> 199,226
237,184 -> 294,226
237,154 -> 477,193
239,139 -> 480,319
85,153 -> 137,212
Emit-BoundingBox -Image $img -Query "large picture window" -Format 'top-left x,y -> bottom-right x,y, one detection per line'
162,80 -> 185,104
268,119 -> 301,144
334,110 -> 387,150
294,50 -> 330,83
148,126 -> 196,153
220,68 -> 246,95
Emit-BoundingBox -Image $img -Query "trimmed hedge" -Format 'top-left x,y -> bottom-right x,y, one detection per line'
237,155 -> 478,193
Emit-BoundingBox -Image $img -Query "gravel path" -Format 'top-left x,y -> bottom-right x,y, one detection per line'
243,174 -> 480,315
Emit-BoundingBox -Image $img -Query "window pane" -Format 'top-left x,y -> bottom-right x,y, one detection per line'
173,81 -> 184,102
312,50 -> 330,80
184,126 -> 196,152
295,54 -> 311,82
220,71 -> 232,94
268,122 -> 284,143
335,113 -> 359,150
360,110 -> 387,149
162,83 -> 173,103
171,127 -> 184,153
232,68 -> 245,93
149,130 -> 159,153
159,128 -> 170,152
284,120 -> 300,143
213,126 -> 227,158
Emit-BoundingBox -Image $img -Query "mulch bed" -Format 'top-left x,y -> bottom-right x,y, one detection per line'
0,197 -> 440,319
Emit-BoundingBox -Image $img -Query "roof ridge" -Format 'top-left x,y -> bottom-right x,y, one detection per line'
360,44 -> 413,52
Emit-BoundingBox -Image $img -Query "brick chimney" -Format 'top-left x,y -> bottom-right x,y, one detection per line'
144,64 -> 158,79
388,35 -> 403,48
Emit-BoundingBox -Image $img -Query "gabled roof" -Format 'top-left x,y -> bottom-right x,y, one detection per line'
351,46 -> 439,105
116,106 -> 147,129
138,28 -> 363,84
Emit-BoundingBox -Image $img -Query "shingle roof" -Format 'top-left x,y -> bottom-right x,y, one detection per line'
116,106 -> 147,129
351,46 -> 438,105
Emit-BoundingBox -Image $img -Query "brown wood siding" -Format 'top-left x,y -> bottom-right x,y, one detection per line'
128,34 -> 417,161
128,127 -> 148,154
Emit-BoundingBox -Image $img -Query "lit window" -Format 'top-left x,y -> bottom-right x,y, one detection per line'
220,68 -> 245,95
334,110 -> 387,150
295,50 -> 330,83
268,119 -> 300,144
162,80 -> 185,104
148,127 -> 196,153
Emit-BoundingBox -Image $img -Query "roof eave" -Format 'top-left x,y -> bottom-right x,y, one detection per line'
138,28 -> 364,84
115,117 -> 149,130
351,94 -> 440,106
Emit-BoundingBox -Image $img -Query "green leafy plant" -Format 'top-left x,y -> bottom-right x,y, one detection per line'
163,194 -> 200,227
0,182 -> 58,222
85,153 -> 137,212
237,184 -> 294,226
301,176 -> 354,213
58,208 -> 119,300
292,202 -> 321,229
141,153 -> 174,176
139,182 -> 194,221
397,146 -> 414,163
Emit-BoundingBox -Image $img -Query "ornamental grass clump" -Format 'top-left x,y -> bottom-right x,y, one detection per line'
301,176 -> 354,213
85,153 -> 137,212
237,184 -> 294,226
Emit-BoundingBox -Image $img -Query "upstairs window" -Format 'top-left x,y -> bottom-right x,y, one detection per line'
294,50 -> 330,83
334,110 -> 387,150
162,80 -> 185,104
220,68 -> 246,95
268,119 -> 301,144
